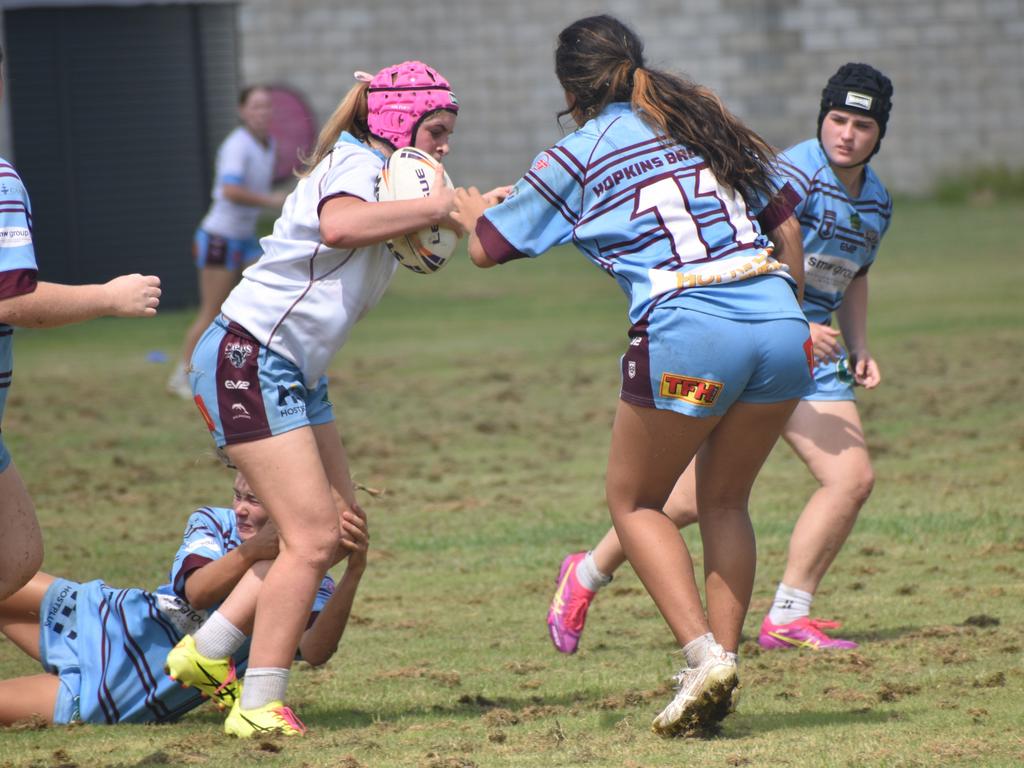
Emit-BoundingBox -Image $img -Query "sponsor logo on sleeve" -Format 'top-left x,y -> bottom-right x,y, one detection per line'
0,226 -> 32,248
186,537 -> 221,554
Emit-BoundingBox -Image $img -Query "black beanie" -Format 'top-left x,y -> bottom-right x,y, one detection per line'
817,63 -> 893,158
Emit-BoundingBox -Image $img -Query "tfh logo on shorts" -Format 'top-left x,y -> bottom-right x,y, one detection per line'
659,373 -> 723,407
224,341 -> 254,369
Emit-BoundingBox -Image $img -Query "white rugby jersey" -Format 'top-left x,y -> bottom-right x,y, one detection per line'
220,134 -> 397,385
200,126 -> 277,239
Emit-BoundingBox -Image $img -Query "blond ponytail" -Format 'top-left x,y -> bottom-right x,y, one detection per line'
297,82 -> 371,177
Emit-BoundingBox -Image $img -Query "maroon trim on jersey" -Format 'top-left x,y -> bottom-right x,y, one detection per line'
757,182 -> 801,233
0,268 -> 38,301
618,318 -> 655,408
317,191 -> 366,218
215,323 -> 271,444
476,217 -> 528,264
174,553 -> 215,599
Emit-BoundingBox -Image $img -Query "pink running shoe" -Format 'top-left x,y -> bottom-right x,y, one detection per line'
547,552 -> 596,654
758,615 -> 858,650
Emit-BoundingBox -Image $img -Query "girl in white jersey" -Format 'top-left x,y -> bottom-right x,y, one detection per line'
454,16 -> 811,737
168,86 -> 288,398
176,61 -> 463,737
545,65 -> 894,656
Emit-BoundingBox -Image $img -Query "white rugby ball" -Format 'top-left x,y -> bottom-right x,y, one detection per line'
375,147 -> 458,274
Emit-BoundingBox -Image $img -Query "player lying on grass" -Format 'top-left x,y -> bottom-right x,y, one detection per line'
546,63 -> 894,655
0,471 -> 366,727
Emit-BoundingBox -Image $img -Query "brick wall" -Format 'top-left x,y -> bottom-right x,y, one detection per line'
2,2 -> 1020,193
6,0 -> 1009,196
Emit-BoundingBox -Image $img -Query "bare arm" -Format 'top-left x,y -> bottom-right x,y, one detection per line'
298,507 -> 368,666
297,556 -> 366,667
0,275 -> 161,328
452,186 -> 500,268
183,523 -> 279,610
835,273 -> 881,388
319,164 -> 460,249
221,183 -> 287,210
765,214 -> 805,304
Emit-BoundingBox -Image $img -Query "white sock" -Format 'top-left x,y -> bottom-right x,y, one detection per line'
682,632 -> 718,668
575,551 -> 613,592
768,582 -> 813,625
241,667 -> 290,710
192,611 -> 246,660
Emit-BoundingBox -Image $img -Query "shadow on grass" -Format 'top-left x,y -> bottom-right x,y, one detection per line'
731,706 -> 892,735
312,688 -> 662,729
842,624 -> 923,643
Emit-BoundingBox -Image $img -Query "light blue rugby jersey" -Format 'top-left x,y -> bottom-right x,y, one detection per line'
777,139 -> 892,325
0,158 -> 39,439
43,506 -> 334,724
162,505 -> 335,608
478,103 -> 802,325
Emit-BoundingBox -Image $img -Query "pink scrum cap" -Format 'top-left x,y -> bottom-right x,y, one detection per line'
363,61 -> 459,149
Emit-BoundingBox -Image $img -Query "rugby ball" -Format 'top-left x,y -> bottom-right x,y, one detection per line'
375,147 -> 458,274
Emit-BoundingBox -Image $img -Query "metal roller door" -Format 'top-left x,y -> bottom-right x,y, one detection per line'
4,2 -> 239,307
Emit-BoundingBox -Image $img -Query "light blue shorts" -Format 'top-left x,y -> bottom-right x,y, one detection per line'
193,229 -> 262,270
190,315 -> 334,448
38,578 -> 83,724
39,578 -> 212,724
619,308 -> 813,418
805,354 -> 857,402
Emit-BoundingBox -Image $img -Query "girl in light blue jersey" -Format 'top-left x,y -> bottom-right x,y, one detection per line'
0,472 -> 366,726
0,45 -> 161,603
453,15 -> 812,738
545,64 -> 894,657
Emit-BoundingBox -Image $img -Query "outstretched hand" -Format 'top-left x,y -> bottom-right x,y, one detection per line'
104,274 -> 161,317
451,187 -> 488,233
430,164 -> 465,237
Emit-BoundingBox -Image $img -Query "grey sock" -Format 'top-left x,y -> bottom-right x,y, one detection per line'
193,611 -> 246,660
241,667 -> 290,710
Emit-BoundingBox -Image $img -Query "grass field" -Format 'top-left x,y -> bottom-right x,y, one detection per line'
1,199 -> 1022,767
